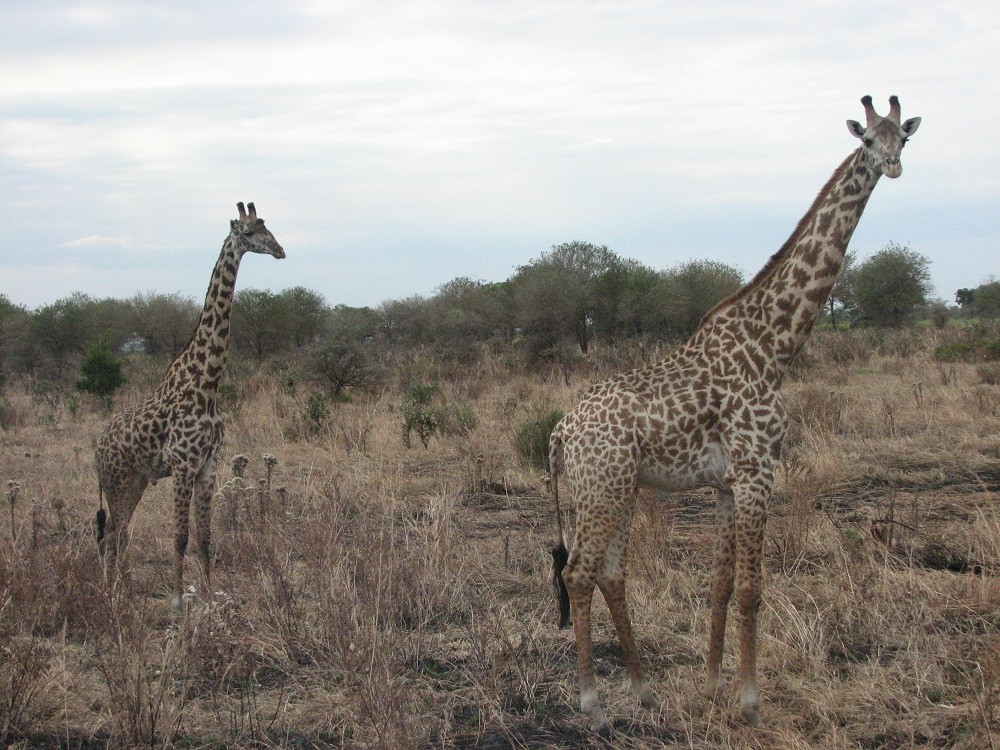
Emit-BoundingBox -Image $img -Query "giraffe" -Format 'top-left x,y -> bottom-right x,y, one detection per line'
548,96 -> 920,728
95,202 -> 285,610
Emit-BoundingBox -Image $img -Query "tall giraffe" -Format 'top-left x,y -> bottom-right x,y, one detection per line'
549,96 -> 920,728
95,202 -> 285,609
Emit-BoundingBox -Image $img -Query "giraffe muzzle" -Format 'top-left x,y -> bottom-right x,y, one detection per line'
882,159 -> 902,179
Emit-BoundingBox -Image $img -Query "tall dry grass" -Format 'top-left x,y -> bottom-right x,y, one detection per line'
0,327 -> 998,748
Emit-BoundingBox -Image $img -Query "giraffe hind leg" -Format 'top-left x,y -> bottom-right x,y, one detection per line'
597,514 -> 658,711
97,474 -> 147,589
562,495 -> 638,730
564,562 -> 608,730
705,488 -> 736,697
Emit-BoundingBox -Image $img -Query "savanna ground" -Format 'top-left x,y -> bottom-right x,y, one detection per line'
2,326 -> 999,749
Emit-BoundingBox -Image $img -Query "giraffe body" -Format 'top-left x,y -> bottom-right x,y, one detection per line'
95,202 -> 285,610
550,97 -> 920,728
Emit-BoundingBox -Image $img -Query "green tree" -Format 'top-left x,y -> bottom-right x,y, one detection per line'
972,279 -> 1000,318
426,277 -> 510,362
376,296 -> 431,346
129,292 -> 199,355
660,259 -> 744,340
232,289 -> 289,360
279,286 -> 328,348
513,242 -> 625,359
76,339 -> 126,409
849,243 -> 932,327
30,293 -> 92,377
327,304 -> 381,342
0,295 -> 30,381
956,287 -> 976,310
827,250 -> 857,329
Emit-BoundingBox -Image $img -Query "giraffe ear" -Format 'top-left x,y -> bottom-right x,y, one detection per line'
230,219 -> 238,230
846,120 -> 866,140
901,117 -> 920,137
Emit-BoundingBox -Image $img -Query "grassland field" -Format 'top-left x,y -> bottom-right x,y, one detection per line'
1,326 -> 999,749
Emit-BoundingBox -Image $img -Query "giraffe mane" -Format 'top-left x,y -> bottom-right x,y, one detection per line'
695,148 -> 860,331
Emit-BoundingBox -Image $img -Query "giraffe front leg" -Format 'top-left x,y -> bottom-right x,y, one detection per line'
734,494 -> 768,726
193,457 -> 218,598
171,471 -> 195,612
705,488 -> 736,697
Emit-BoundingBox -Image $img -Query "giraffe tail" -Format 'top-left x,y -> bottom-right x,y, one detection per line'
95,483 -> 107,544
549,427 -> 571,629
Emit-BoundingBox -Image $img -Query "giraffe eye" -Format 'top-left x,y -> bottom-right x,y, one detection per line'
863,138 -> 874,148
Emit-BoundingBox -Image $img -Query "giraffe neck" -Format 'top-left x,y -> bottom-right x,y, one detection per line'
162,234 -> 243,396
697,148 -> 879,376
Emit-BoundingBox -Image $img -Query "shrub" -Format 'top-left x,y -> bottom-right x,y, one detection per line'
437,401 -> 478,438
977,363 -> 1000,386
514,410 -> 564,472
980,337 -> 1000,361
933,341 -> 974,363
402,381 -> 440,449
306,339 -> 376,398
303,392 -> 328,434
75,339 -> 126,409
217,381 -> 241,413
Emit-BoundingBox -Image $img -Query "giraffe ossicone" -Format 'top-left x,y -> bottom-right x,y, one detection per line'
95,202 -> 285,610
548,96 -> 920,729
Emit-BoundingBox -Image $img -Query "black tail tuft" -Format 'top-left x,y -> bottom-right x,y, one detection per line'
95,508 -> 107,543
551,542 -> 570,628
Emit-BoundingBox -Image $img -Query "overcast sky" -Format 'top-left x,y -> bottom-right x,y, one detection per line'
1,1 -> 997,311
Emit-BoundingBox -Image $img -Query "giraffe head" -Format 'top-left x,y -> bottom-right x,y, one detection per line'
846,95 -> 920,179
230,202 -> 286,259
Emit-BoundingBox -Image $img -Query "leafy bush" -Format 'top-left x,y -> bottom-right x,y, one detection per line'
402,382 -> 440,448
934,337 -> 1000,363
933,341 -> 974,363
304,392 -> 328,434
514,410 -> 564,472
977,363 -> 1000,385
217,381 -> 240,413
75,340 -> 126,409
306,339 -> 377,398
980,337 -> 1000,361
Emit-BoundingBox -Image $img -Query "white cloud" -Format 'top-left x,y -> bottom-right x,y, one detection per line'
59,234 -> 160,250
0,0 -> 997,308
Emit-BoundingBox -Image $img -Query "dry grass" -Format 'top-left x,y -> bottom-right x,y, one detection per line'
1,329 -> 999,748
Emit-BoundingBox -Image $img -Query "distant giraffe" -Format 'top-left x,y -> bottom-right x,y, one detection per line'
549,96 -> 920,728
95,202 -> 285,609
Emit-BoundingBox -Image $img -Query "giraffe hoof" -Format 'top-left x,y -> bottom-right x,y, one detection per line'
635,684 -> 660,710
739,702 -> 761,726
590,712 -> 610,732
581,693 -> 608,731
